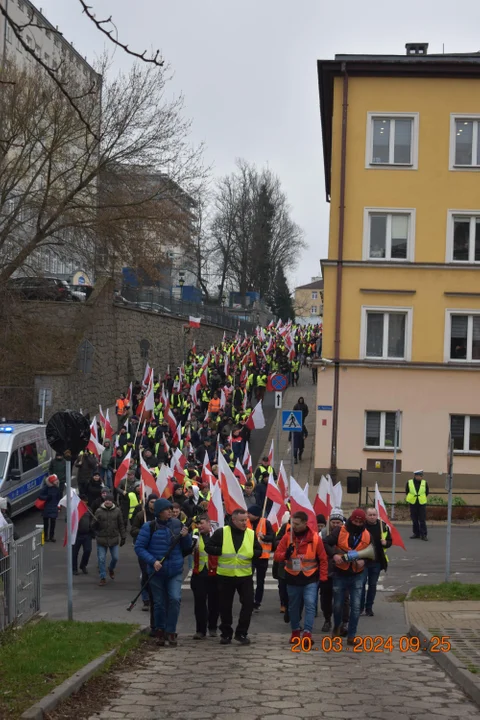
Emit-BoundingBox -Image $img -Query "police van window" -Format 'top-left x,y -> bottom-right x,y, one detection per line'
36,436 -> 50,463
20,443 -> 38,471
6,449 -> 20,479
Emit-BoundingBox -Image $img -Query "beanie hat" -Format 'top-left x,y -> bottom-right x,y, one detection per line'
147,493 -> 159,502
154,498 -> 173,515
350,508 -> 366,522
316,514 -> 327,525
330,508 -> 344,522
247,505 -> 262,517
104,493 -> 114,502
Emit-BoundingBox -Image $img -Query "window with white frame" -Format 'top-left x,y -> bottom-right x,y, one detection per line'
311,306 -> 317,314
447,212 -> 480,262
451,415 -> 480,452
367,113 -> 418,168
365,411 -> 400,449
448,312 -> 480,361
312,291 -> 318,300
451,117 -> 480,168
365,209 -> 413,261
362,308 -> 411,360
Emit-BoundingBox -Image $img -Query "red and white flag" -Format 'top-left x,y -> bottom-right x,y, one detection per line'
266,473 -> 285,508
144,376 -> 155,414
207,479 -> 224,527
233,458 -> 247,487
375,483 -> 406,550
172,447 -> 187,470
289,475 -> 317,535
86,416 -> 105,458
218,453 -> 247,515
166,408 -> 177,436
125,382 -> 132,406
140,452 -> 158,496
156,464 -> 174,499
142,362 -> 153,389
314,475 -> 332,518
267,439 -> 274,468
189,316 -> 201,329
59,490 -> 88,546
190,379 -> 200,405
114,450 -> 132,489
98,405 -> 106,430
246,401 -> 265,430
201,452 -> 214,484
330,476 -> 343,510
172,421 -> 182,447
161,433 -> 170,455
278,461 -> 289,500
104,409 -> 114,442
243,442 -> 252,473
220,388 -> 227,410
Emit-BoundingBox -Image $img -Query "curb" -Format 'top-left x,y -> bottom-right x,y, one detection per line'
20,625 -> 147,720
408,619 -> 480,707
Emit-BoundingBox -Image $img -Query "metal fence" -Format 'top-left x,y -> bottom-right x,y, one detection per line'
116,285 -> 257,334
0,525 -> 43,630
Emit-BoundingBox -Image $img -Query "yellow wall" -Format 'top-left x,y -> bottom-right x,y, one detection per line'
294,287 -> 323,318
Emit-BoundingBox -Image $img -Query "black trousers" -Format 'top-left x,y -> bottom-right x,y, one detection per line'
190,572 -> 219,635
43,517 -> 56,539
72,534 -> 92,572
138,557 -> 155,629
410,503 -> 427,537
278,578 -> 289,607
252,558 -> 268,606
217,575 -> 254,639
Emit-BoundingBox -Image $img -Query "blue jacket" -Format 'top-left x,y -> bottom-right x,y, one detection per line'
135,517 -> 192,577
39,481 -> 61,519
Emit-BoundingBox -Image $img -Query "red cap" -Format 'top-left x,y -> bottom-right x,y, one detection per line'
350,508 -> 366,522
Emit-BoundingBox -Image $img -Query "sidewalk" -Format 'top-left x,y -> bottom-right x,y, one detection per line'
406,600 -> 480,705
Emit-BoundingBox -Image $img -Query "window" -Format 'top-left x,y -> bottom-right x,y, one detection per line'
451,415 -> 480,453
451,116 -> 480,168
364,209 -> 415,261
312,291 -> 318,300
140,339 -> 150,360
361,307 -> 412,361
54,36 -> 60,48
365,411 -> 400,449
77,340 -> 94,374
366,113 -> 419,169
311,306 -> 317,314
45,29 -> 51,39
20,443 -> 38,472
447,312 -> 480,361
447,211 -> 480,263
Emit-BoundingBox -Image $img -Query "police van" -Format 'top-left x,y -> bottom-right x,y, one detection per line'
0,424 -> 52,517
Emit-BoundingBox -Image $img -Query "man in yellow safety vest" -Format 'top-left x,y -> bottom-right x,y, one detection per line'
205,508 -> 262,645
405,469 -> 429,541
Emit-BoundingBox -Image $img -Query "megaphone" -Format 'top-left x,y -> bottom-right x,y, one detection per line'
342,544 -> 376,563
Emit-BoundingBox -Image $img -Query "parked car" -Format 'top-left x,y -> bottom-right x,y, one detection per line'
7,277 -> 78,301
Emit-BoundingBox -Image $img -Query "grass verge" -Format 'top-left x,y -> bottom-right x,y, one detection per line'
410,582 -> 480,601
0,619 -> 139,719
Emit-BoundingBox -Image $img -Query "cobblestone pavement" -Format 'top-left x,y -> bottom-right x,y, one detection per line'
87,633 -> 480,720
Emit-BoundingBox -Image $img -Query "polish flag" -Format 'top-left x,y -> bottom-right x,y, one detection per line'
143,377 -> 155,414
166,408 -> 177,436
314,475 -> 332,518
59,489 -> 88,546
140,453 -> 158,495
375,483 -> 406,550
330,476 -> 343,510
266,473 -> 285,508
114,450 -> 132,489
246,401 -> 265,430
199,369 -> 208,388
267,439 -> 274,468
218,453 -> 247,515
161,433 -> 170,455
189,316 -> 201,328
278,461 -> 289,500
220,388 -> 227,410
142,362 -> 152,389
192,339 -> 196,355
125,382 -> 133,406
233,458 -> 247,487
156,464 -> 174,499
86,416 -> 105,458
202,452 -> 214,484
190,379 -> 200,405
243,442 -> 252,473
173,447 -> 186,470
207,479 -> 224,528
98,405 -> 106,430
289,475 -> 317,535
161,384 -> 169,407
172,421 -> 182,447
104,409 -> 114,441
267,500 -> 285,533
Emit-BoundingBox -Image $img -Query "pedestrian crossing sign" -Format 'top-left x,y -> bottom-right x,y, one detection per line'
282,410 -> 302,432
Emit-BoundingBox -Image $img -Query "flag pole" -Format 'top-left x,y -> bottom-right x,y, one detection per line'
66,460 -> 73,621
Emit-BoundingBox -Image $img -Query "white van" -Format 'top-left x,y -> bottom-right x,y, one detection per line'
0,424 -> 52,517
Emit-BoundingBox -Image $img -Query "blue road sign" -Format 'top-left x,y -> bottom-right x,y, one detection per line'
318,405 -> 333,411
271,374 -> 288,391
282,410 -> 303,432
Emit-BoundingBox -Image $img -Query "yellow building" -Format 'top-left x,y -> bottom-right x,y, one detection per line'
294,277 -> 324,324
315,43 -> 480,491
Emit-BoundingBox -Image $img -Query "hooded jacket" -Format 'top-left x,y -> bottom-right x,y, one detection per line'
135,516 -> 192,577
323,522 -> 372,576
38,477 -> 61,518
94,503 -> 126,547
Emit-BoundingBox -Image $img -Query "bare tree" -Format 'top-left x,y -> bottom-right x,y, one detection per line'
0,59 -> 206,283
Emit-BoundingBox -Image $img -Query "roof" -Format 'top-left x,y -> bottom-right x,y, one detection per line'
317,50 -> 480,200
296,279 -> 324,291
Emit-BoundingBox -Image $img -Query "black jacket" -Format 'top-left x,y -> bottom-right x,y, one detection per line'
248,517 -> 275,547
323,522 -> 373,576
205,523 -> 263,560
130,504 -> 156,540
365,520 -> 392,572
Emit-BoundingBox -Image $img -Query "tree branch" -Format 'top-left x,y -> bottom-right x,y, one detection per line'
78,0 -> 164,66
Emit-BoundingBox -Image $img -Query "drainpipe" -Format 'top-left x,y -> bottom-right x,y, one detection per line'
330,62 -> 348,481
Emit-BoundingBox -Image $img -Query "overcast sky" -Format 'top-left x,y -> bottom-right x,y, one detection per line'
40,0 -> 480,288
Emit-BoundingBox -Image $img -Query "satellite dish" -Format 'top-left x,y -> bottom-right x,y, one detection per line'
46,411 -> 90,459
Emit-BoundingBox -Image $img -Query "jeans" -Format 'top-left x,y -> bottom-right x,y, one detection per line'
333,570 -> 366,639
217,575 -> 254,639
99,467 -> 113,489
72,534 -> 92,572
361,562 -> 382,612
410,503 -> 427,537
97,544 -> 119,580
252,558 -> 268,606
320,578 -> 350,623
149,572 -> 183,634
287,582 -> 317,633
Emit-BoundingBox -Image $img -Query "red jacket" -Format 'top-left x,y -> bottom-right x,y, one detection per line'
274,527 -> 328,584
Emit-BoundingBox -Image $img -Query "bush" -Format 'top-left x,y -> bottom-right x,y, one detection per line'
428,495 -> 447,506
453,496 -> 467,506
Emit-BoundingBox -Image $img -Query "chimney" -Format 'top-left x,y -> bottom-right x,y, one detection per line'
405,43 -> 429,56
